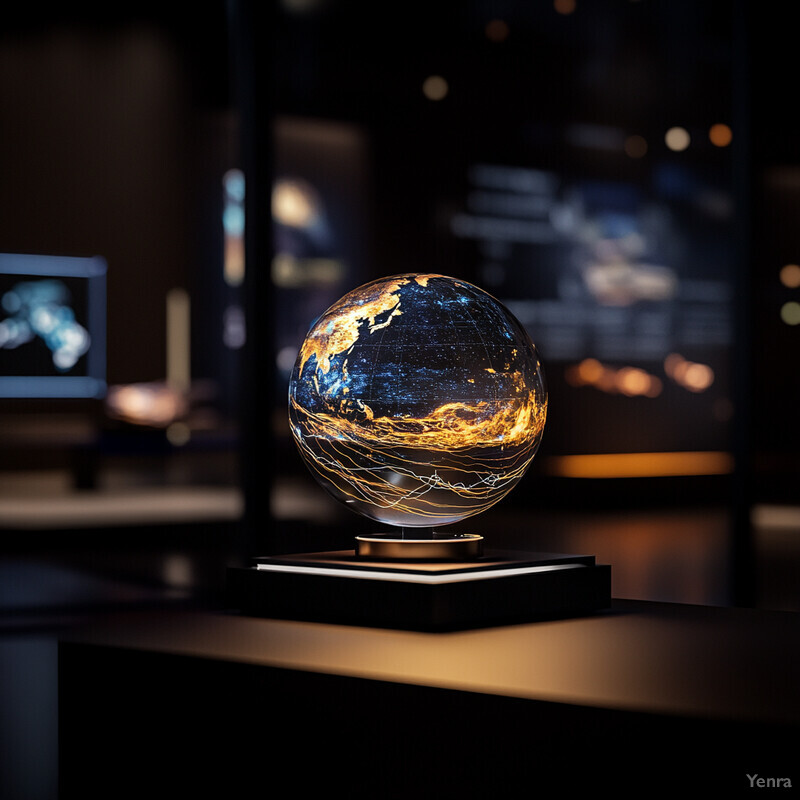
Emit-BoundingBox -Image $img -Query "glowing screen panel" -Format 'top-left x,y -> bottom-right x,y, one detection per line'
0,253 -> 106,398
447,157 -> 735,462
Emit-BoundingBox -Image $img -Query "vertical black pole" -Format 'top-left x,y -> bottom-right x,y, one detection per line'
229,0 -> 276,560
730,0 -> 756,607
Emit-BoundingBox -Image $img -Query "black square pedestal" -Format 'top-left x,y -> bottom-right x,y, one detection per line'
226,549 -> 611,631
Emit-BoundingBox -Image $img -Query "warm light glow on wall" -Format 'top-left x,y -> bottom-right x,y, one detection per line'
780,264 -> 800,288
547,451 -> 734,479
422,75 -> 448,101
665,126 -> 691,152
708,123 -> 732,147
554,0 -> 576,15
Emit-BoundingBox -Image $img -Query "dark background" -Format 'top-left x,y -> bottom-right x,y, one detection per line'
2,2 -> 800,796
1,0 -> 798,576
1,0 -> 798,595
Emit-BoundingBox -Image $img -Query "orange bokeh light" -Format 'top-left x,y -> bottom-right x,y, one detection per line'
780,264 -> 800,288
709,123 -> 733,147
554,0 -> 576,14
485,19 -> 509,42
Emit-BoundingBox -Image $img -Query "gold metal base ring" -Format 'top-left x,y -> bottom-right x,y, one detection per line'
355,533 -> 484,561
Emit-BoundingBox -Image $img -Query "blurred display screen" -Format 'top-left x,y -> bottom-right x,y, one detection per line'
0,253 -> 106,398
271,117 -> 369,405
267,0 -> 738,472
447,155 -> 735,459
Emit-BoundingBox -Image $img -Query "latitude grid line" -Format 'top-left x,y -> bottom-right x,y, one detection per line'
351,282 -> 523,405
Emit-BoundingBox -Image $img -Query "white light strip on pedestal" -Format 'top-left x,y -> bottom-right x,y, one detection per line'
255,562 -> 584,585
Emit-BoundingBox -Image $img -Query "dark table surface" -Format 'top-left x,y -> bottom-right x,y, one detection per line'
60,597 -> 800,727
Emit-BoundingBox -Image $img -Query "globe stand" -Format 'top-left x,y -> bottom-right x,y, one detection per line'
232,273 -> 606,631
226,548 -> 612,631
355,528 -> 484,560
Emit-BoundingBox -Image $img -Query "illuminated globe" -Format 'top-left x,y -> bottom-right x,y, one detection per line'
288,273 -> 547,529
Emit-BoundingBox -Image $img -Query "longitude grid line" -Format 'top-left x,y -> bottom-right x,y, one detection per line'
392,294 -> 408,417
364,315 -> 391,412
455,284 -> 514,403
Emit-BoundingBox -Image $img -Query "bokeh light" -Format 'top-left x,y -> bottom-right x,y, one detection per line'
223,169 -> 245,287
422,75 -> 449,101
272,178 -> 320,228
780,301 -> 800,326
554,0 -> 576,15
485,19 -> 509,42
665,126 -> 691,152
0,279 -> 91,371
166,422 -> 191,447
708,123 -> 732,147
566,359 -> 661,397
779,264 -> 800,289
664,353 -> 715,392
624,134 -> 648,159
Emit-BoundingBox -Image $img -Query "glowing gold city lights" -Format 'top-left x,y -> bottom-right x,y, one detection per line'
289,274 -> 547,527
298,276 -> 416,376
290,394 -> 545,525
292,392 -> 544,453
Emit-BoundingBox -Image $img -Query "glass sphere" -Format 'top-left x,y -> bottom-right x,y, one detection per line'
288,273 -> 547,528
